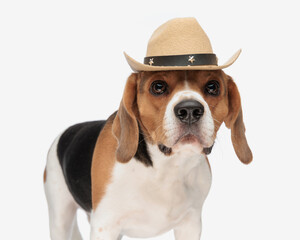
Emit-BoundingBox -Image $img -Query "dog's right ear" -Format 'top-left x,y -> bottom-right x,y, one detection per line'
112,73 -> 139,163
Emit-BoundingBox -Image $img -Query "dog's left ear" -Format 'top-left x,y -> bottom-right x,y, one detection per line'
224,76 -> 253,164
112,73 -> 139,163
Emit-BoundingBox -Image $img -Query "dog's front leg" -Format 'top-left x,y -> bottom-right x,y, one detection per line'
173,212 -> 202,240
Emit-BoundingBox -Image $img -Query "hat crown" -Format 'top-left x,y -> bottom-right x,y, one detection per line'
146,17 -> 213,57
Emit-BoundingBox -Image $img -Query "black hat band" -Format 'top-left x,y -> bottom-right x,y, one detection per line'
144,54 -> 217,67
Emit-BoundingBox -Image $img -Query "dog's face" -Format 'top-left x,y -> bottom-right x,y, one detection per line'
112,70 -> 252,164
137,70 -> 225,153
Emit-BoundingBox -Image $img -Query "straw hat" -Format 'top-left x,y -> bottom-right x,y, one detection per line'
124,17 -> 241,72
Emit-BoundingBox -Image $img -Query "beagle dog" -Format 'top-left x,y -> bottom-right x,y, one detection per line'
44,70 -> 252,240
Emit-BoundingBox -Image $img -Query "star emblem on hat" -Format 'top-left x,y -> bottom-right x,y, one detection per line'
188,56 -> 195,64
149,58 -> 154,66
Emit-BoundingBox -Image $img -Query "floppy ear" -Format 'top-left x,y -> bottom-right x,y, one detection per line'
224,76 -> 253,164
112,73 -> 139,163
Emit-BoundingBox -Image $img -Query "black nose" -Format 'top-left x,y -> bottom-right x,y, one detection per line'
174,100 -> 204,124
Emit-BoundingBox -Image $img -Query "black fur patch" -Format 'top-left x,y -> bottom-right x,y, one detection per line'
158,144 -> 172,155
134,126 -> 153,167
57,121 -> 106,211
203,143 -> 214,155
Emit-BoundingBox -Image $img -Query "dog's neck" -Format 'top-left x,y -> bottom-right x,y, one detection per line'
144,141 -> 208,181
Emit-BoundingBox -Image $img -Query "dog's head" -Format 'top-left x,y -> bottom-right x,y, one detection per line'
112,70 -> 252,164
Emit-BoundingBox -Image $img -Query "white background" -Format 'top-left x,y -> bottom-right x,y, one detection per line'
1,0 -> 299,239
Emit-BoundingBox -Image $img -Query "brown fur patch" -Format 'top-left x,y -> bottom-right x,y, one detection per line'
43,168 -> 47,183
91,113 -> 118,209
224,77 -> 253,164
112,73 -> 139,163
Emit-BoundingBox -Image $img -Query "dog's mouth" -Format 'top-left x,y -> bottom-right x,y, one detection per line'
158,133 -> 214,156
175,133 -> 200,145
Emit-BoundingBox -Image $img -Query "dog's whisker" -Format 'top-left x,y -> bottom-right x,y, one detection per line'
212,118 -> 222,124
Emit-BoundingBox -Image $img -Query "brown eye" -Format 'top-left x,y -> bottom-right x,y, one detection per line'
150,80 -> 168,96
205,80 -> 220,96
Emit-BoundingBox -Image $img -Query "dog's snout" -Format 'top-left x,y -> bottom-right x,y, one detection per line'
174,100 -> 204,124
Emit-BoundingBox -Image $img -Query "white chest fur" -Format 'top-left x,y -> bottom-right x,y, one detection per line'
91,143 -> 212,238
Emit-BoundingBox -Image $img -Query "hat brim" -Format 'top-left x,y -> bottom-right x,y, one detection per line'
124,49 -> 241,72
